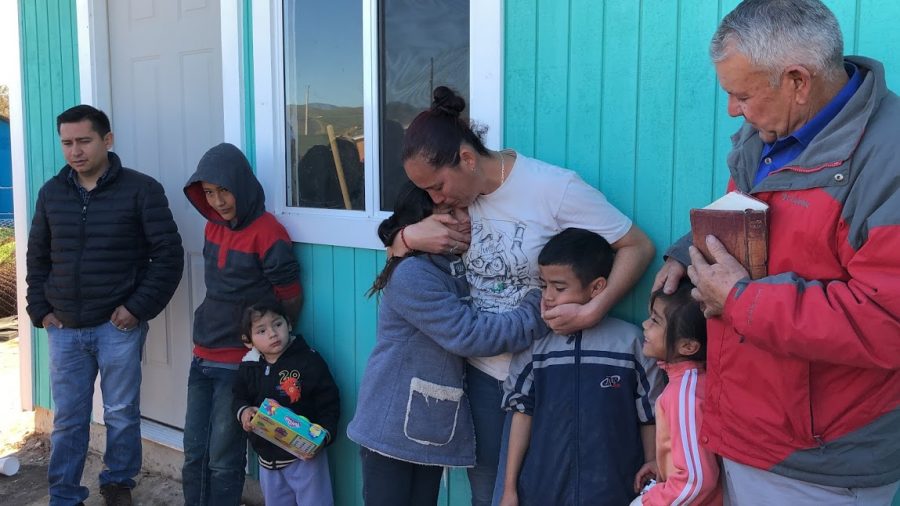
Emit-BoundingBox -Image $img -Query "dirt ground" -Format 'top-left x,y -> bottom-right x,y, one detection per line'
0,336 -> 185,505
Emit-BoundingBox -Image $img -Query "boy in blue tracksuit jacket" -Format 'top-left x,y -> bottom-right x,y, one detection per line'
500,229 -> 664,506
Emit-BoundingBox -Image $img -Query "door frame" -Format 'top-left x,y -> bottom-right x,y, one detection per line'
74,0 -> 240,446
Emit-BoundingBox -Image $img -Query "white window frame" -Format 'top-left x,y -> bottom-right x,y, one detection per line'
231,0 -> 503,250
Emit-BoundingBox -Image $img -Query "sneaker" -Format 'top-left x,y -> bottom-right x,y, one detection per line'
100,483 -> 133,506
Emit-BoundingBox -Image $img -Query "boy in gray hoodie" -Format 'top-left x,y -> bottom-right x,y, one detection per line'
182,143 -> 302,505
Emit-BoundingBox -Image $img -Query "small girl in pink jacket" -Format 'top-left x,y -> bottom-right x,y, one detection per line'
631,280 -> 723,506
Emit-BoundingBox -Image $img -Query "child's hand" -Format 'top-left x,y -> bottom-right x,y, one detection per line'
633,461 -> 659,493
499,489 -> 519,506
240,407 -> 258,432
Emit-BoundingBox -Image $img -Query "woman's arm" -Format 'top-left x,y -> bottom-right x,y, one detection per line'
390,208 -> 472,256
387,260 -> 548,356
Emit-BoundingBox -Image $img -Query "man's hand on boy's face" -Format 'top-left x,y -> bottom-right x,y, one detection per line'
240,406 -> 258,432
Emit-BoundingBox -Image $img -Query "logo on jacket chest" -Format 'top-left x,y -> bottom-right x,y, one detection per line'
780,193 -> 811,208
278,369 -> 302,403
600,375 -> 622,389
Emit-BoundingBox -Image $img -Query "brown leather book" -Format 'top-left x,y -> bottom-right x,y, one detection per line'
690,192 -> 769,279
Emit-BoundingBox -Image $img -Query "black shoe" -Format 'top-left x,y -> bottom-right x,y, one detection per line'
100,483 -> 133,506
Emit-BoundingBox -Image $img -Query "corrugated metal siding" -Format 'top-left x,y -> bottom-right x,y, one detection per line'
20,0 -> 80,410
19,1 -> 900,505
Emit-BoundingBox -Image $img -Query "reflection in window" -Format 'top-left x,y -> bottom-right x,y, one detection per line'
284,0 -> 365,210
379,0 -> 470,211
282,0 -> 469,212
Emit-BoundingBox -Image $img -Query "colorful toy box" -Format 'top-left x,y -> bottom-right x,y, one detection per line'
250,398 -> 327,459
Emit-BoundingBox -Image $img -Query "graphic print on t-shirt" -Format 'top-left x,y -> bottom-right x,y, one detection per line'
466,219 -> 533,313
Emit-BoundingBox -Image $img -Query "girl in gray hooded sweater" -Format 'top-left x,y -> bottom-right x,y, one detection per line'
347,184 -> 548,506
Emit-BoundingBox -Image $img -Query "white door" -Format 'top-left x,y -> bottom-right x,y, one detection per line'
107,0 -> 223,428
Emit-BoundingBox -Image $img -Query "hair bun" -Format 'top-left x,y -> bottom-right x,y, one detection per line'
431,86 -> 466,117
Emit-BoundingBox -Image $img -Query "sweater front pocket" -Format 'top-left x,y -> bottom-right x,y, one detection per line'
403,377 -> 464,446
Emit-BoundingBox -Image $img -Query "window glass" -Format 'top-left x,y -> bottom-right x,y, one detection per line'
282,0 -> 469,212
379,0 -> 470,211
284,0 -> 365,210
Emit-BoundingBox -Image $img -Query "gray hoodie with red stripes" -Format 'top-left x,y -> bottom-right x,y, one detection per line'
184,143 -> 301,362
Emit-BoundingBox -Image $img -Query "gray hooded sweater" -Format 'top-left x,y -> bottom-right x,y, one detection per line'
184,143 -> 300,359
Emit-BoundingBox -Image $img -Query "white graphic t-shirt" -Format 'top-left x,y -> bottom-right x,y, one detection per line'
464,153 -> 633,380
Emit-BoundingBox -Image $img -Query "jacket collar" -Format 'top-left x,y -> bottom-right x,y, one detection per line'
658,359 -> 704,378
60,151 -> 123,189
728,56 -> 885,192
241,333 -> 311,366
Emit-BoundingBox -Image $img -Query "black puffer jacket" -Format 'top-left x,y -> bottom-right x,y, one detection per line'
26,152 -> 184,328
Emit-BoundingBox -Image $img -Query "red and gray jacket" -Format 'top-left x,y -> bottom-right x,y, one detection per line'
667,56 -> 900,488
184,143 -> 301,363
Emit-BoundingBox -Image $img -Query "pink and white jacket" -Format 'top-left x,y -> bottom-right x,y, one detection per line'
641,361 -> 722,506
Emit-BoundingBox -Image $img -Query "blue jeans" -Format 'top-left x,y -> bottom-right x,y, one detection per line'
182,357 -> 247,506
47,320 -> 148,506
465,364 -> 506,506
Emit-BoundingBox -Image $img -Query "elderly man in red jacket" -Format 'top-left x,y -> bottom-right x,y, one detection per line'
654,0 -> 900,504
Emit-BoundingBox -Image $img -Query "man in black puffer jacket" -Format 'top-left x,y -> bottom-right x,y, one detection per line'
25,105 -> 184,506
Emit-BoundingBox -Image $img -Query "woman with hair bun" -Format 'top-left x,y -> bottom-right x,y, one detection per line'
395,86 -> 656,505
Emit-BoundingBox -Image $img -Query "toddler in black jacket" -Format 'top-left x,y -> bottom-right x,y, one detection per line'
233,301 -> 340,505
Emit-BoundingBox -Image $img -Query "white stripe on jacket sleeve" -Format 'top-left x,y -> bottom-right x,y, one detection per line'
672,369 -> 703,506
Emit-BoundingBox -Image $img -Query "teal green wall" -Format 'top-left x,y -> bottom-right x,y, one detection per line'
505,0 -> 900,323
504,4 -> 900,505
20,0 -> 81,410
18,1 -> 900,505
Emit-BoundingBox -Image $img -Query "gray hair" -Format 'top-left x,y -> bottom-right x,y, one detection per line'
710,0 -> 845,86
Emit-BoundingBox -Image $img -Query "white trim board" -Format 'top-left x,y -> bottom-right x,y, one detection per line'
76,0 -> 111,112
221,0 -> 244,148
10,0 -> 32,411
140,418 -> 184,452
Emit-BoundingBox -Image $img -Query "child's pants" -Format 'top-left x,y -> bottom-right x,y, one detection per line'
259,450 -> 333,506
